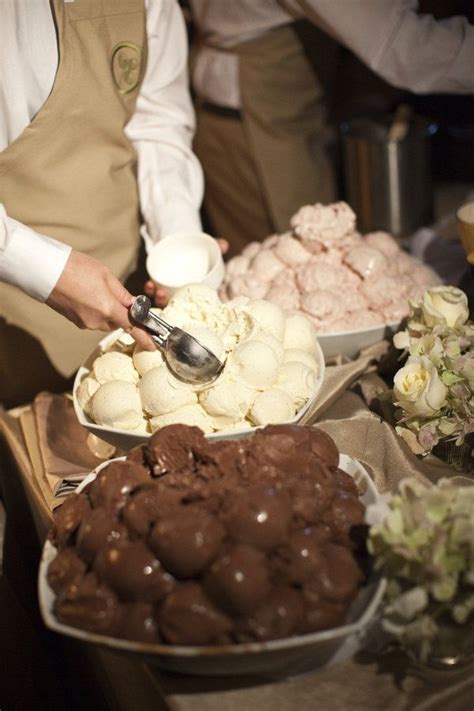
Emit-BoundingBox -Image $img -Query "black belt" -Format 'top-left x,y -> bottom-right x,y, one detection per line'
200,101 -> 242,119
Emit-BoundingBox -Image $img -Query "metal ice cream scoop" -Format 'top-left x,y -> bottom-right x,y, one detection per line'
130,295 -> 224,385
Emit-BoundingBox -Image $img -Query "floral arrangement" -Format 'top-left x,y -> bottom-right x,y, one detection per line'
390,286 -> 473,456
368,478 -> 474,663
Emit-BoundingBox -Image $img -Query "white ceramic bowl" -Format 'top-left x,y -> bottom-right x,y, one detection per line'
146,232 -> 225,296
39,455 -> 385,677
73,330 -> 326,451
317,321 -> 400,361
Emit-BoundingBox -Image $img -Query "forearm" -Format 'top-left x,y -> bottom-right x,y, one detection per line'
281,0 -> 474,94
0,204 -> 71,301
127,0 -> 204,249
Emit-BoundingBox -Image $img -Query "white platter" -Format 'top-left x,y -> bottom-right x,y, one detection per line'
39,454 -> 385,677
317,321 -> 400,361
73,329 -> 326,451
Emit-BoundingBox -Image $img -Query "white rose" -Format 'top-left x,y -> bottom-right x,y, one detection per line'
393,356 -> 447,416
421,287 -> 469,329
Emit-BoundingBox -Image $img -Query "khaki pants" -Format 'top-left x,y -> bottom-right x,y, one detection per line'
194,106 -> 275,257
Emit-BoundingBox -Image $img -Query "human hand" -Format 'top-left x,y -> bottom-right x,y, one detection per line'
46,250 -> 156,350
144,238 -> 229,308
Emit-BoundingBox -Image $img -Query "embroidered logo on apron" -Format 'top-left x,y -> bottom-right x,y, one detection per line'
111,42 -> 143,95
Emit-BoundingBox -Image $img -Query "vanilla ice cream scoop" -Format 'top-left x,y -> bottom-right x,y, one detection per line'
199,377 -> 255,421
150,404 -> 213,433
277,361 -> 317,409
93,352 -> 139,385
76,376 -> 100,418
132,344 -> 165,376
139,366 -> 197,416
244,299 -> 285,341
283,349 -> 319,373
249,388 -> 295,425
228,340 -> 279,390
283,314 -> 317,354
92,381 -> 145,431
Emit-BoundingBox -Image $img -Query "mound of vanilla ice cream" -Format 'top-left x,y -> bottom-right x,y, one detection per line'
77,285 -> 322,434
220,201 -> 442,333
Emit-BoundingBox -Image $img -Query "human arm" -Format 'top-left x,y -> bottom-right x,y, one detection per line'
0,205 -> 155,349
280,0 -> 473,94
126,0 -> 204,251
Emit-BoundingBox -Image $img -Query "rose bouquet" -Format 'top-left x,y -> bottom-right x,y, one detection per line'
368,478 -> 474,666
390,286 -> 473,458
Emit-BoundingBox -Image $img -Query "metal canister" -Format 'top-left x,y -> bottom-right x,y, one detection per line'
341,115 -> 437,236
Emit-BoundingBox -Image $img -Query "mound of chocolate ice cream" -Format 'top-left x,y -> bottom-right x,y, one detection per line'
48,424 -> 367,645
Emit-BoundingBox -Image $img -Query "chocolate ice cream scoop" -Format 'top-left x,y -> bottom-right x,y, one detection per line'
88,460 -> 150,511
223,484 -> 292,552
272,527 -> 325,585
334,467 -> 359,496
307,428 -> 339,468
159,582 -> 233,645
55,573 -> 124,636
51,493 -> 91,548
47,547 -> 87,595
76,509 -> 128,564
289,468 -> 336,525
323,490 -> 365,545
122,484 -> 165,536
302,595 -> 346,634
93,540 -> 175,603
149,508 -> 226,578
236,586 -> 304,642
146,424 -> 207,477
311,543 -> 364,603
204,544 -> 271,615
120,603 -> 160,644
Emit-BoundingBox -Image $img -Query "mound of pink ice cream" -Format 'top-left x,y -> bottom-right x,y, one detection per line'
220,202 -> 441,333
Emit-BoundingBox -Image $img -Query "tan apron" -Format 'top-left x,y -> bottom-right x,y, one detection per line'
238,23 -> 336,233
194,23 -> 335,250
0,0 -> 146,378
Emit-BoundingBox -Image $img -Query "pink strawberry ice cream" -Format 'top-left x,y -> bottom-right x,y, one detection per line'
251,250 -> 285,282
300,290 -> 345,324
221,201 -> 441,334
274,234 -> 312,267
344,246 -> 388,279
365,231 -> 400,257
290,202 -> 356,247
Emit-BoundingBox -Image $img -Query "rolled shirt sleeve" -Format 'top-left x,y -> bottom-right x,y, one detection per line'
126,0 -> 204,250
280,0 -> 474,94
0,204 -> 71,302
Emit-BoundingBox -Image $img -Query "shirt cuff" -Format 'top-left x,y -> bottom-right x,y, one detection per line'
0,217 -> 72,302
142,199 -> 203,251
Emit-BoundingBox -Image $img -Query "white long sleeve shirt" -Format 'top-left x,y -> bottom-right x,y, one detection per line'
0,0 -> 204,302
190,0 -> 474,108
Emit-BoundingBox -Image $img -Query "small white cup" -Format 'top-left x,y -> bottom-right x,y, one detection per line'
146,232 -> 225,295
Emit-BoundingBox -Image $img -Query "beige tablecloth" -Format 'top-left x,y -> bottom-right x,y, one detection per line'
1,342 -> 472,711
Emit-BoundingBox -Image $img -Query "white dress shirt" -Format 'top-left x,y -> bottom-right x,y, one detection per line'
0,0 -> 204,302
190,0 -> 474,108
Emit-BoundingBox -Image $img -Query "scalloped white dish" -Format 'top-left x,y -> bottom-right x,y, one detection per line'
73,329 -> 326,451
39,455 -> 385,677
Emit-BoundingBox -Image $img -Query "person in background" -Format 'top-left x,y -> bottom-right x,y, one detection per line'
188,0 -> 473,255
0,0 -> 206,408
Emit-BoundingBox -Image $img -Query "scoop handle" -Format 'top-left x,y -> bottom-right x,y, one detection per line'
130,295 -> 173,344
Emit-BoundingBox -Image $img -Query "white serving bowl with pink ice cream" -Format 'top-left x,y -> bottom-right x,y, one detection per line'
221,202 -> 442,360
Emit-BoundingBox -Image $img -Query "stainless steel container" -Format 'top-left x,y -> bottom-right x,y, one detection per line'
341,116 -> 437,236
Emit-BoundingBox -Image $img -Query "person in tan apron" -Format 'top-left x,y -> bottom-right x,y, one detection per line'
0,0 -> 204,408
189,3 -> 338,256
189,0 -> 474,257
